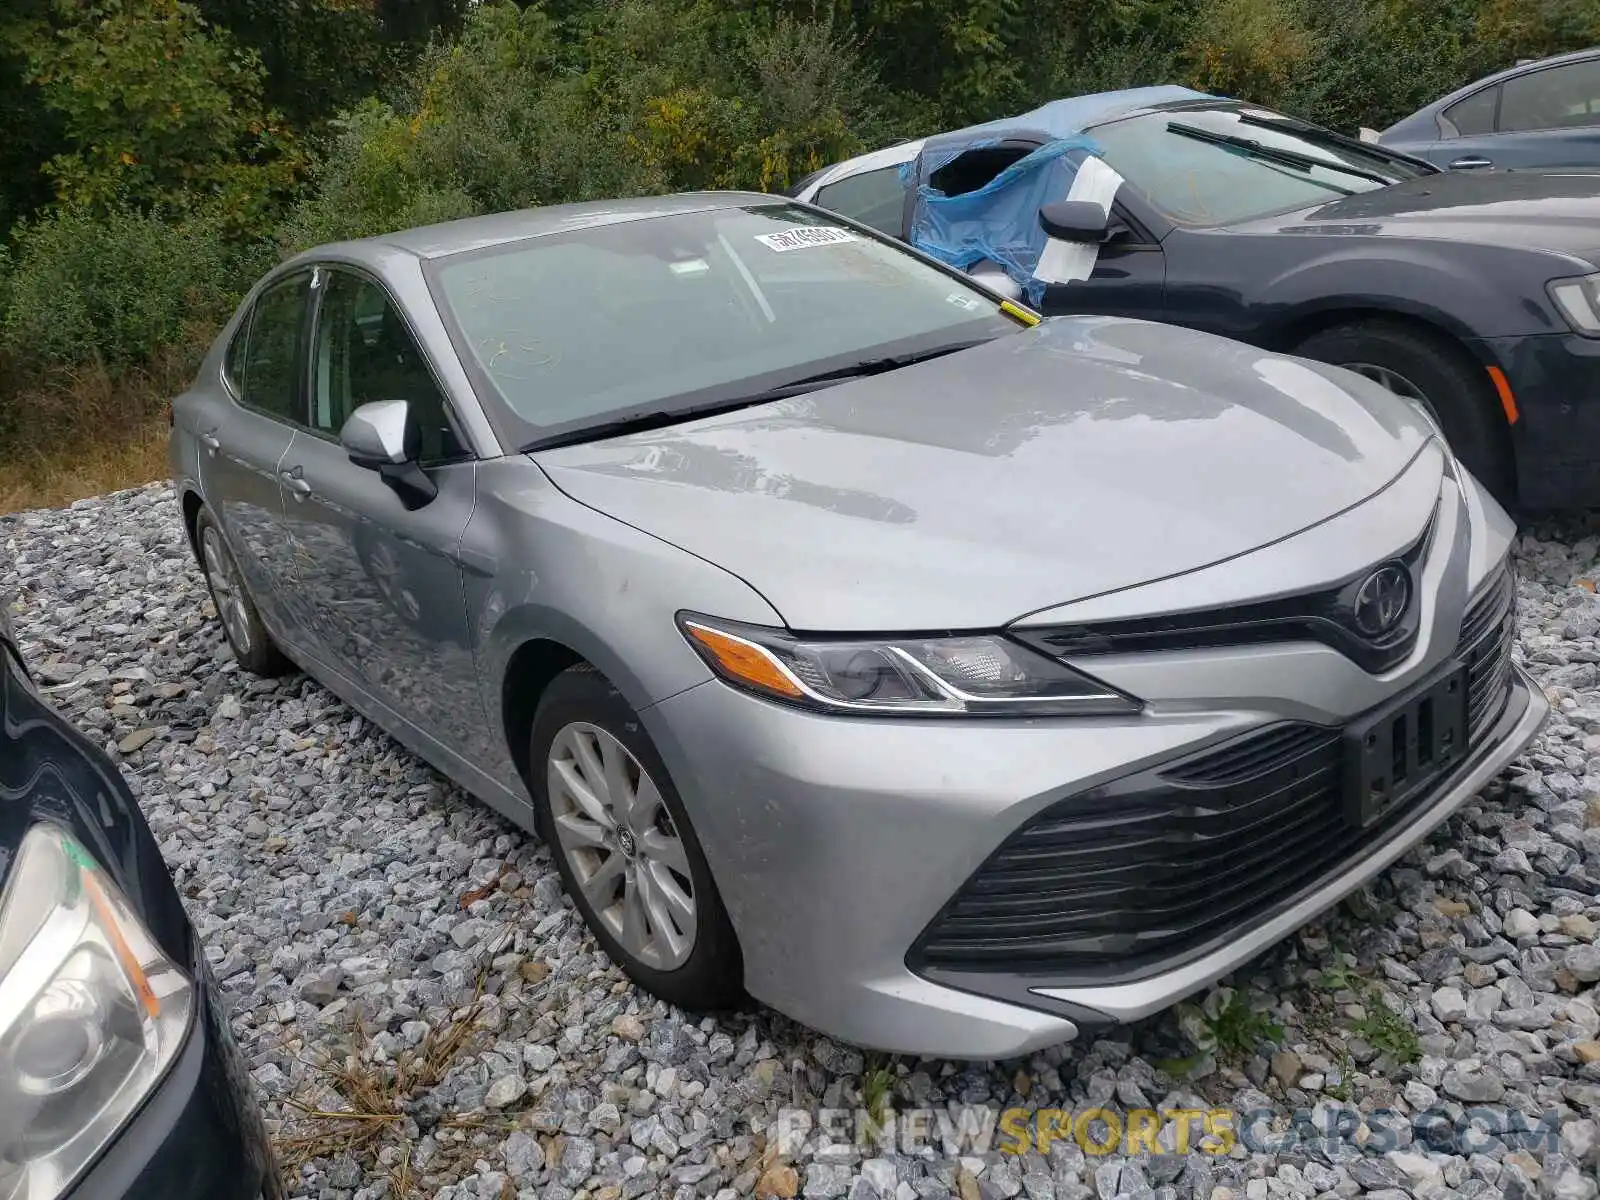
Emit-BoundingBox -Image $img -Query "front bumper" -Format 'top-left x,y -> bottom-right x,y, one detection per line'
65,951 -> 279,1200
648,654 -> 1544,1060
1480,331 -> 1600,509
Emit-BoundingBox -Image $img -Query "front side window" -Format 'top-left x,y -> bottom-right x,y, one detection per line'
428,204 -> 1019,448
1087,107 -> 1429,227
236,272 -> 311,424
814,166 -> 909,236
1500,61 -> 1600,133
1442,86 -> 1498,137
310,269 -> 466,462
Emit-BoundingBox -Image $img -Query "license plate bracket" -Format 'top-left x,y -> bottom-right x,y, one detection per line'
1344,660 -> 1469,828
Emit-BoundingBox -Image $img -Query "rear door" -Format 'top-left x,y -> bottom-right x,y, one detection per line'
277,264 -> 489,754
1433,59 -> 1600,171
192,271 -> 313,646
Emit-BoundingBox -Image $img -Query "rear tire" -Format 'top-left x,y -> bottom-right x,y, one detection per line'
194,507 -> 292,677
1295,320 -> 1515,508
529,665 -> 743,1011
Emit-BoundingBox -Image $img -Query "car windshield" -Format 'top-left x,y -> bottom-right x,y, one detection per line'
1089,106 -> 1431,227
426,203 -> 1019,448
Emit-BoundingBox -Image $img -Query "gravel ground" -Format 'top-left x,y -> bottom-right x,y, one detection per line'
4,481 -> 1599,1200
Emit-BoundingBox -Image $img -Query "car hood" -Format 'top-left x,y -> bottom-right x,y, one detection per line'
1241,169 -> 1600,263
535,317 -> 1435,630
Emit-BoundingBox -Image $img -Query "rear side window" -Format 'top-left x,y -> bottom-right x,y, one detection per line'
814,166 -> 909,236
1500,60 -> 1600,133
234,272 -> 311,424
223,314 -> 250,391
1442,86 -> 1498,137
928,145 -> 1034,196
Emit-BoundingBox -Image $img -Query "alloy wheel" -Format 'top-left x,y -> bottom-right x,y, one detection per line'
1345,361 -> 1437,418
201,525 -> 253,657
546,721 -> 697,970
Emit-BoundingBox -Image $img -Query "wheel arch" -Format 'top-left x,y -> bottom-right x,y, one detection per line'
180,485 -> 206,563
1265,301 -> 1490,364
500,637 -> 587,796
489,597 -> 701,797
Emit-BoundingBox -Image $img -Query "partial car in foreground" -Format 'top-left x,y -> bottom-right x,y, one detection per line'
798,86 -> 1600,510
1379,47 -> 1600,171
0,599 -> 280,1200
172,194 -> 1545,1059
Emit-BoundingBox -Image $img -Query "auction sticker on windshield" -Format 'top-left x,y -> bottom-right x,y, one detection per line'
756,226 -> 857,252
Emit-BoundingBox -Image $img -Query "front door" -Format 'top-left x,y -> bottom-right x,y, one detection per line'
278,266 -> 490,758
192,271 -> 313,645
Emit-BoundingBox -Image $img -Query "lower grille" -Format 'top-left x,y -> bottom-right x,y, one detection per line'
911,564 -> 1521,982
1462,567 -> 1515,741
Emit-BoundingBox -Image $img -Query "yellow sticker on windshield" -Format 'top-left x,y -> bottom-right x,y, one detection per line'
1000,300 -> 1041,327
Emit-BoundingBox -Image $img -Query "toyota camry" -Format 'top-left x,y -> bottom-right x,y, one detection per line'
170,193 -> 1545,1059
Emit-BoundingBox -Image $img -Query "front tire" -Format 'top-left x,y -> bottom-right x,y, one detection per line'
1295,319 -> 1515,508
194,507 -> 292,677
529,665 -> 743,1011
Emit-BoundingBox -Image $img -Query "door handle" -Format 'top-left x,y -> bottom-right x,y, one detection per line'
200,430 -> 220,456
279,466 -> 312,498
1450,156 -> 1493,169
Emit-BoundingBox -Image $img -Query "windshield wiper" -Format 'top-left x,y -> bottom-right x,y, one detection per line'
764,338 -> 996,390
519,339 -> 994,453
1165,121 -> 1358,195
1232,113 -> 1422,183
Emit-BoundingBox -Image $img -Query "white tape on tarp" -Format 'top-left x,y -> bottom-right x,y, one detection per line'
1032,155 -> 1126,286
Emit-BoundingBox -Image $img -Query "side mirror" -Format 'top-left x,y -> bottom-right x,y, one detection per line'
340,399 -> 417,469
1038,200 -> 1110,244
339,399 -> 437,509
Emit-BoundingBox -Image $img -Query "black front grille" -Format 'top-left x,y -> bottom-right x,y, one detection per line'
1461,567 -> 1515,741
911,563 -> 1521,984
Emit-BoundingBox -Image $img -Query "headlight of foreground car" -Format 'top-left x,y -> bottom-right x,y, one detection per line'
678,614 -> 1140,716
0,825 -> 192,1200
1547,272 -> 1600,336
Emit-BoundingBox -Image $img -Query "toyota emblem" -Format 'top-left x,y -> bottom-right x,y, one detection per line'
1352,564 -> 1411,637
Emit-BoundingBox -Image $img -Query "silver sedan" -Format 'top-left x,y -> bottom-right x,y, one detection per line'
170,192 -> 1545,1059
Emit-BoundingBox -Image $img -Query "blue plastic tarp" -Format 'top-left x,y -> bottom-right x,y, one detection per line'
903,136 -> 1103,304
905,86 -> 1211,302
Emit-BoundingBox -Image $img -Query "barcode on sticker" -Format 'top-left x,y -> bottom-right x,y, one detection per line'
755,226 -> 856,252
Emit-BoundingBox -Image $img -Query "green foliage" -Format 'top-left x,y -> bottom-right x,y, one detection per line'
25,0 -> 300,228
0,205 -> 265,370
1171,985 -> 1285,1070
1318,962 -> 1423,1066
6,0 -> 1600,437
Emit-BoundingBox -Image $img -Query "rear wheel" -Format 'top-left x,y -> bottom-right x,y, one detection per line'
194,507 -> 292,677
1295,319 -> 1515,507
529,665 -> 743,1011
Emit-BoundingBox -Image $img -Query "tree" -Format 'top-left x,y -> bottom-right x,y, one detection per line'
26,0 -> 300,228
0,0 -> 60,235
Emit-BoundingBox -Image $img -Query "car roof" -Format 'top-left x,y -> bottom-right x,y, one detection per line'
304,191 -> 789,265
921,85 -> 1216,153
1414,46 -> 1600,118
798,86 -> 1217,196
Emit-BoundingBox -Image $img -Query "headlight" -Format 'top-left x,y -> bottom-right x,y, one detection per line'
1547,272 -> 1600,336
678,614 -> 1140,716
0,825 -> 192,1200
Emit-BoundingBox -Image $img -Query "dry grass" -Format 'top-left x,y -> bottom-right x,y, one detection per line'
274,929 -> 526,1198
275,1001 -> 494,1200
0,353 -> 185,515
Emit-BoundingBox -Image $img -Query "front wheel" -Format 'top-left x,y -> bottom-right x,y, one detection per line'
1295,320 -> 1515,508
529,665 -> 743,1011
